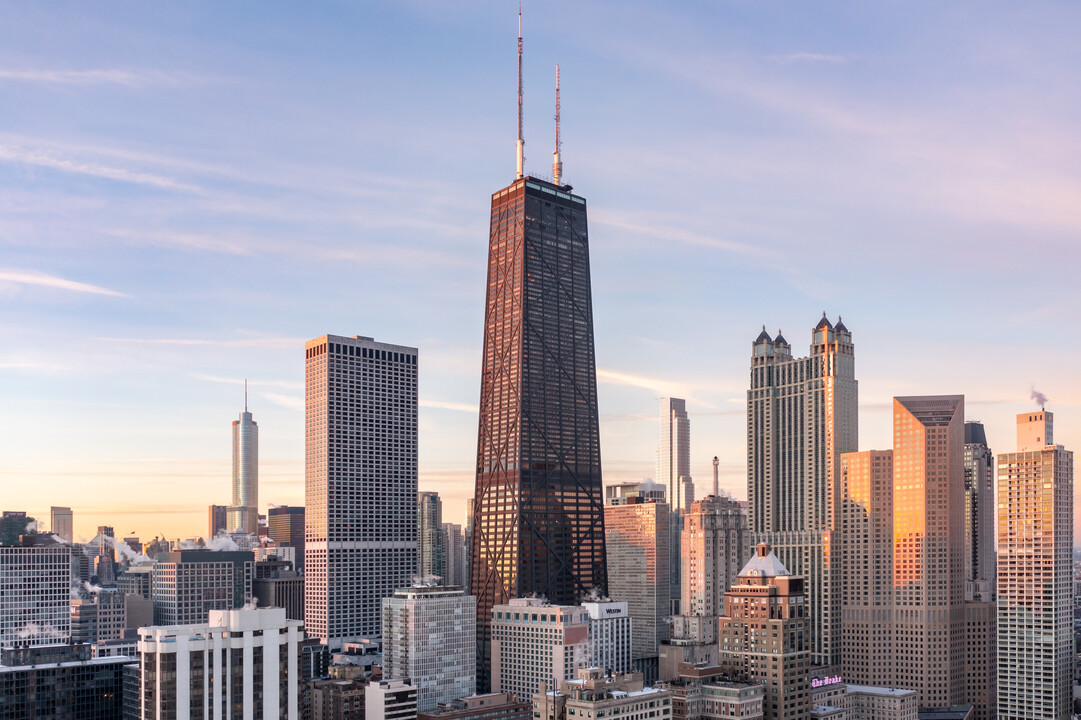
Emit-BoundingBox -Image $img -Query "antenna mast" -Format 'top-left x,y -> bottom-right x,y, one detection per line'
516,3 -> 525,179
244,379 -> 248,412
553,64 -> 562,186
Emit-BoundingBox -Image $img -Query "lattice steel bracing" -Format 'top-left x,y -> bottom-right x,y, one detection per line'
470,177 -> 608,691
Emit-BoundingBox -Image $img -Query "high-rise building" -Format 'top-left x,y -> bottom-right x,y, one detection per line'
469,174 -> 607,688
0,538 -> 71,648
657,398 -> 691,515
0,645 -> 130,720
963,422 -> 995,601
605,481 -> 666,506
464,498 -> 474,592
49,506 -> 73,543
305,334 -> 418,649
582,600 -> 633,675
417,492 -> 445,581
604,498 -> 669,678
208,504 -> 227,538
680,495 -> 747,619
746,317 -> 857,669
151,550 -> 254,626
441,523 -> 466,587
382,586 -> 476,711
137,607 -> 304,720
716,544 -> 810,720
534,669 -> 672,720
890,395 -> 966,709
997,411 -> 1074,720
227,401 -> 259,535
366,678 -> 418,720
838,450 -> 895,686
490,598 -> 591,702
268,505 -> 305,570
0,510 -> 35,546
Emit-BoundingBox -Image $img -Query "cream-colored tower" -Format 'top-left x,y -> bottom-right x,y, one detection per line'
680,495 -> 747,618
997,411 -> 1074,720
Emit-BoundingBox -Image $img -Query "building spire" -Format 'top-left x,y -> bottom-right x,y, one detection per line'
244,378 -> 248,412
553,64 -> 562,186
516,2 -> 525,179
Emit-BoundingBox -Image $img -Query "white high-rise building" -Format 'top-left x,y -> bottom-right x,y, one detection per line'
136,607 -> 304,720
582,600 -> 633,674
367,678 -> 418,720
382,586 -> 476,711
49,506 -> 73,543
0,540 -> 71,648
491,598 -> 590,703
747,317 -> 857,669
997,411 -> 1074,720
304,335 -> 418,649
228,401 -> 259,535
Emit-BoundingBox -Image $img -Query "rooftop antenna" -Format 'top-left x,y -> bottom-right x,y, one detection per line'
244,379 -> 248,412
516,1 -> 525,179
553,64 -> 562,186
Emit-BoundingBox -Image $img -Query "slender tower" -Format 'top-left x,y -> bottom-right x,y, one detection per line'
470,9 -> 607,691
228,382 -> 259,535
553,65 -> 562,186
515,4 -> 524,180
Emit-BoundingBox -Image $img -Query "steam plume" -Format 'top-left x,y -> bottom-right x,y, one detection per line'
1030,386 -> 1049,409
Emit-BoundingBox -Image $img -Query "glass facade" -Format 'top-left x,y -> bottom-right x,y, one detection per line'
470,177 -> 608,689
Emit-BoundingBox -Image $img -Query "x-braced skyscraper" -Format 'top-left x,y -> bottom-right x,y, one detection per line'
470,13 -> 607,690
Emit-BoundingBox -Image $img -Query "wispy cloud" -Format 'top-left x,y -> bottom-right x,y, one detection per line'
98,335 -> 305,348
596,367 -> 692,400
193,373 -> 303,390
262,393 -> 303,411
592,211 -> 777,261
420,399 -> 478,413
768,53 -> 848,65
0,144 -> 199,192
0,269 -> 127,297
0,68 -> 205,86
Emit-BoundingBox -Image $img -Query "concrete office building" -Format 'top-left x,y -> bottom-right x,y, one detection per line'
747,318 -> 857,670
680,495 -> 747,619
381,586 -> 476,711
304,334 -> 418,648
665,663 -> 764,720
583,600 -> 633,675
534,669 -> 671,720
49,506 -> 73,543
136,607 -> 303,720
0,644 -> 130,720
606,481 -> 666,506
0,539 -> 71,648
418,693 -> 530,720
151,550 -> 254,626
417,492 -> 445,581
604,497 -> 670,678
717,544 -> 810,720
962,423 -> 995,601
441,523 -> 466,588
367,678 -> 418,720
997,411 -> 1074,720
254,568 -> 305,621
491,598 -> 590,703
228,402 -> 259,535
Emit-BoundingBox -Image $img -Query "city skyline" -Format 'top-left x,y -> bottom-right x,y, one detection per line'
3,2 -> 1081,542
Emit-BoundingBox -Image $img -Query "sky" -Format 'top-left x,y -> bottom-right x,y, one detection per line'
2,1 -> 1080,543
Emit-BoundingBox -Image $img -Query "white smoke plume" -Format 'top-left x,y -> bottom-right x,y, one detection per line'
24,520 -> 38,533
581,586 -> 610,603
16,622 -> 64,640
241,597 -> 259,611
1031,386 -> 1049,408
107,535 -> 151,564
206,535 -> 240,552
410,574 -> 443,587
48,533 -> 70,545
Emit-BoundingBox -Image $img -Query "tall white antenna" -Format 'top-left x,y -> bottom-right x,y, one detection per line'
516,2 -> 524,179
553,64 -> 562,186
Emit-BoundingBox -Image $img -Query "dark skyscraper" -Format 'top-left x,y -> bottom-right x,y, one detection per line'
469,175 -> 608,689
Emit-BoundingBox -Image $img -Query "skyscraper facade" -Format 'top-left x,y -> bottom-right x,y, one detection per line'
304,334 -> 419,648
680,495 -> 747,618
418,491 -> 445,581
228,405 -> 259,535
0,540 -> 71,648
997,411 -> 1074,720
49,506 -> 73,543
604,498 -> 670,676
208,504 -> 227,538
268,505 -> 305,569
963,422 -> 996,601
746,317 -> 857,669
658,398 -> 690,614
470,177 -> 607,688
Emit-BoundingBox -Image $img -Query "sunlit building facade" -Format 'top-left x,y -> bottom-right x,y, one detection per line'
228,406 -> 259,535
470,177 -> 607,689
304,334 -> 418,649
746,317 -> 857,669
997,411 -> 1074,720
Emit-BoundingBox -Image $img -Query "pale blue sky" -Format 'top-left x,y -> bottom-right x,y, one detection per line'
2,1 -> 1080,541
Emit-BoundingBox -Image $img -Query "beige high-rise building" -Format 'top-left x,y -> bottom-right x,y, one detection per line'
747,317 -> 857,669
890,395 -> 966,708
717,543 -> 810,720
997,411 -> 1073,720
838,449 -> 894,686
680,495 -> 747,618
604,498 -> 670,674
